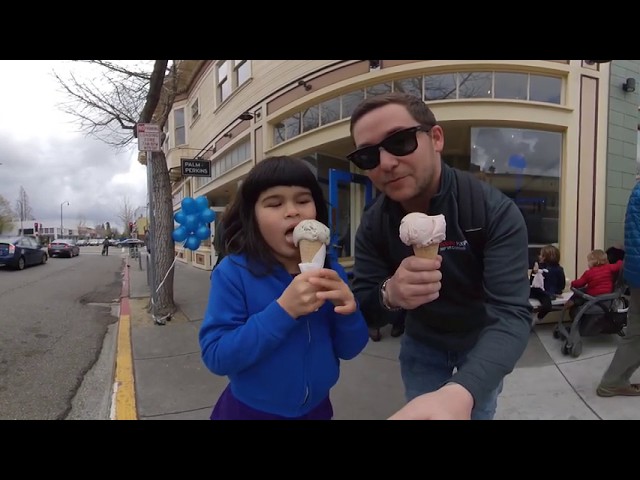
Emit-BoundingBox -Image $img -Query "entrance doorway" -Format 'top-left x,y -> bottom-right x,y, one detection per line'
328,168 -> 374,259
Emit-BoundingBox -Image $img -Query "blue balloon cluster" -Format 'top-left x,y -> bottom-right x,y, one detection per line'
172,196 -> 216,251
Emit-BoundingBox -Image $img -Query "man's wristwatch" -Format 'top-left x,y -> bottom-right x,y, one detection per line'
380,278 -> 402,311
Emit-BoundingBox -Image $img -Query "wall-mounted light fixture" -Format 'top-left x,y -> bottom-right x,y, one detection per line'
238,112 -> 253,121
223,132 -> 233,138
298,80 -> 312,91
623,78 -> 636,93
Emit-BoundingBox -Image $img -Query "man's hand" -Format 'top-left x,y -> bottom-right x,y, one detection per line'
387,383 -> 474,420
386,255 -> 442,310
308,268 -> 357,315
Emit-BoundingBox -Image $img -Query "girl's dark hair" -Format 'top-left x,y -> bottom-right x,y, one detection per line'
221,155 -> 329,274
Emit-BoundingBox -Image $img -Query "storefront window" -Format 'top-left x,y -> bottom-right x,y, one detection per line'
341,90 -> 365,118
424,74 -> 457,100
530,75 -> 562,104
470,127 -> 562,260
394,77 -> 423,98
459,72 -> 492,99
494,72 -> 528,100
319,97 -> 340,125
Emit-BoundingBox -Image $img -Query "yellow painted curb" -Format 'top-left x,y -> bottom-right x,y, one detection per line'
114,311 -> 138,420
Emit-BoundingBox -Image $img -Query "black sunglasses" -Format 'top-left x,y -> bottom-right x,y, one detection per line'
347,125 -> 432,170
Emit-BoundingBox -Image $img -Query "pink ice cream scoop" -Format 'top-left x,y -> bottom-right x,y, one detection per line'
399,213 -> 446,258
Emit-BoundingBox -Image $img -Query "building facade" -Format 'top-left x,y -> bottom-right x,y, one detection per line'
163,60 -> 639,281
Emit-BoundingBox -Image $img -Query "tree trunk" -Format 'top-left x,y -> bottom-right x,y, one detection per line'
150,150 -> 176,317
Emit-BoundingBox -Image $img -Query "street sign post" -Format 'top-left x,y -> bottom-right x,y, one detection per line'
137,123 -> 161,323
137,123 -> 161,152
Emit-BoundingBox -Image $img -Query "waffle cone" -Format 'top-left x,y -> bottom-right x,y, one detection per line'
413,244 -> 440,259
299,239 -> 324,263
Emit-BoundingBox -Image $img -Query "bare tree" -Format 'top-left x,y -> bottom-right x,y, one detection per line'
76,214 -> 87,236
118,197 -> 135,235
54,60 -> 180,317
0,194 -> 15,234
76,215 -> 87,228
15,186 -> 34,234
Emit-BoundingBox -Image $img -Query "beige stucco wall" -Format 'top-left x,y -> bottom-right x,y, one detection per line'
168,60 -> 611,279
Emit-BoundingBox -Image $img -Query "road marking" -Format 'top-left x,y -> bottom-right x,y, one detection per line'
114,267 -> 137,420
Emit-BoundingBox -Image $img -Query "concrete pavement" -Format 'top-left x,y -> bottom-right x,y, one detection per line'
113,251 -> 640,420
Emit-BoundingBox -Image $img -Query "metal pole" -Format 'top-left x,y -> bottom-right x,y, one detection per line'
146,151 -> 157,318
60,201 -> 68,239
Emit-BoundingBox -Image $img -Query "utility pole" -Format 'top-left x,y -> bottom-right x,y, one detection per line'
146,151 -> 158,320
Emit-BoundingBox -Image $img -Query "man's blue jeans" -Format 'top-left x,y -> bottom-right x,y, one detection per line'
399,334 -> 503,420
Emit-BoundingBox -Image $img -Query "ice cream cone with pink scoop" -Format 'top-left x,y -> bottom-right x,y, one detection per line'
399,212 -> 447,259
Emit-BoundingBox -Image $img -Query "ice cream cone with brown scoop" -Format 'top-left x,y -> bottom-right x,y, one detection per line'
399,212 -> 446,258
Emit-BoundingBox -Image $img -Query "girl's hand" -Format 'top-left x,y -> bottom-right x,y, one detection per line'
277,271 -> 325,319
533,262 -> 539,273
307,268 -> 357,315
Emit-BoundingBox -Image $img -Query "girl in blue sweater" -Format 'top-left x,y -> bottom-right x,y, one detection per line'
199,156 -> 369,420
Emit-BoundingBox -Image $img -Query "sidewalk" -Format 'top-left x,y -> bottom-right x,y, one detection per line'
114,253 -> 640,420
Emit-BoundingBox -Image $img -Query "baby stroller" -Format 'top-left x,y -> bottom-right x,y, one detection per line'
553,272 -> 628,358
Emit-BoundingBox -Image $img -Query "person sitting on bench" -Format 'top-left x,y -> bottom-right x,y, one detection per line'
565,249 -> 623,311
529,245 -> 566,320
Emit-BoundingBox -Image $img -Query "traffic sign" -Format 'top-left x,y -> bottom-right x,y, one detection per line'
137,123 -> 161,152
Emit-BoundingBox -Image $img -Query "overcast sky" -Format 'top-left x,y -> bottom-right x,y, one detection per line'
0,60 -> 147,232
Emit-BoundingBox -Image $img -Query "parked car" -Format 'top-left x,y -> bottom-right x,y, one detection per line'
48,240 -> 80,258
0,236 -> 48,270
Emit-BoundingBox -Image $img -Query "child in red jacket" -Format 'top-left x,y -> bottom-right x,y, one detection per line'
565,249 -> 623,310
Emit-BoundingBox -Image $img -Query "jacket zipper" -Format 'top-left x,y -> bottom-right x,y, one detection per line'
302,319 -> 312,406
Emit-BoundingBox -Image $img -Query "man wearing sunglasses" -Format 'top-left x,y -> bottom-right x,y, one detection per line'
348,92 -> 531,420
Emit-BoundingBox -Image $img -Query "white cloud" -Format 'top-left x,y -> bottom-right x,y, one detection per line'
0,60 -> 148,231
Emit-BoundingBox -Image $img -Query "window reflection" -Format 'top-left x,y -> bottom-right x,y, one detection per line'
366,83 -> 391,97
274,123 -> 286,145
494,72 -> 528,100
471,127 -> 562,249
530,75 -> 562,104
319,97 -> 340,125
459,72 -> 492,98
424,74 -> 457,100
235,60 -> 251,86
394,77 -> 423,98
174,108 -> 185,145
285,114 -> 301,139
342,90 -> 365,118
302,105 -> 319,132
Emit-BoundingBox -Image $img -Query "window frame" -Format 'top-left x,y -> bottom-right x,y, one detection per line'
174,107 -> 186,146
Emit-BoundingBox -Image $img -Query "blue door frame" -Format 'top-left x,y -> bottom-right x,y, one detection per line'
328,168 -> 374,258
